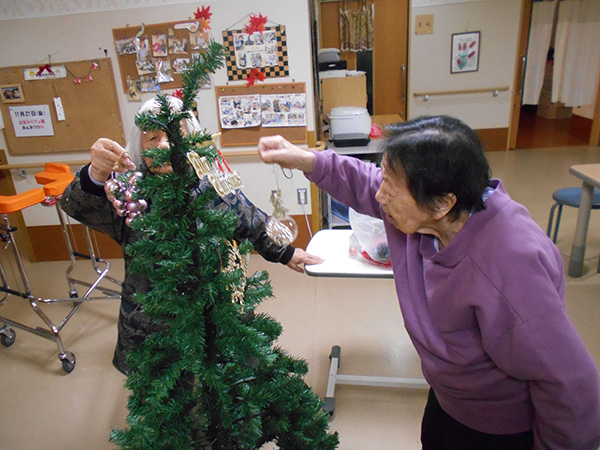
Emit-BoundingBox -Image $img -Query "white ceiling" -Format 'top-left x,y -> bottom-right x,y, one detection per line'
0,0 -> 206,21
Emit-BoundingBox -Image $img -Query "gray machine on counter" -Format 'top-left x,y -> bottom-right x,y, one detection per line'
328,106 -> 372,147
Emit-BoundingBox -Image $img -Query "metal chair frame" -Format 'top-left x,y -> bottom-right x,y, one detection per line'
546,187 -> 600,273
0,164 -> 121,373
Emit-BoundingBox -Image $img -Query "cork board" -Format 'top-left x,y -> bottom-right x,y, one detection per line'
112,20 -> 211,95
215,82 -> 307,147
0,58 -> 123,155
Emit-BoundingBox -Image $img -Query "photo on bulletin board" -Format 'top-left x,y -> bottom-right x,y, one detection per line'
451,31 -> 480,74
222,25 -> 289,81
113,20 -> 213,94
215,82 -> 307,146
218,94 -> 261,129
115,38 -> 137,55
1,84 -> 25,104
261,93 -> 306,127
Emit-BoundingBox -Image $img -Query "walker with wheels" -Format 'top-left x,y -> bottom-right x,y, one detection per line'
0,163 -> 121,373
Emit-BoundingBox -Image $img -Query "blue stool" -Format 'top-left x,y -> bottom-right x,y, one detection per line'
546,187 -> 600,244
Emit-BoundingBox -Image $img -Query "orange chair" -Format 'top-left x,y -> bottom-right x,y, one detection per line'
0,164 -> 120,373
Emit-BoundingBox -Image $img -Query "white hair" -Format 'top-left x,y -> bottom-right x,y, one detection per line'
125,96 -> 203,167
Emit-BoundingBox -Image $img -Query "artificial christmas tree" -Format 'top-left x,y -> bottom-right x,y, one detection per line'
109,39 -> 338,450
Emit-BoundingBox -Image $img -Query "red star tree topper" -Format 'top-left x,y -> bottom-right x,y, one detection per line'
245,13 -> 268,34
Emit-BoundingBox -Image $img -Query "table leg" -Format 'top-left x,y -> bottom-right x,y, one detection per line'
568,182 -> 594,277
323,345 -> 341,414
323,344 -> 429,416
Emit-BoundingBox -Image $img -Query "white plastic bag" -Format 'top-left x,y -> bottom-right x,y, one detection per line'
348,208 -> 390,266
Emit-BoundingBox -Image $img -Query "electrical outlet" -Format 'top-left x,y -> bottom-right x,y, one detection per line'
297,188 -> 308,205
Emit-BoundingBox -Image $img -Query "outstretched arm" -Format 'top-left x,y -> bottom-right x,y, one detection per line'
257,135 -> 316,173
286,248 -> 324,273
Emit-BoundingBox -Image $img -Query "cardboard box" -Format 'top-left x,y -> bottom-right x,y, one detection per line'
537,102 -> 572,120
320,75 -> 367,119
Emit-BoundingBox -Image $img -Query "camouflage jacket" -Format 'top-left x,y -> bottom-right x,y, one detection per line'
60,164 -> 294,373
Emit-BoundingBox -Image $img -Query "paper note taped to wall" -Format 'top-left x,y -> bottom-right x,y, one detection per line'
9,104 -> 55,137
23,66 -> 67,81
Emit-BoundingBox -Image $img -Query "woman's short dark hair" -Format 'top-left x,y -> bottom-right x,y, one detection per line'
383,115 -> 491,221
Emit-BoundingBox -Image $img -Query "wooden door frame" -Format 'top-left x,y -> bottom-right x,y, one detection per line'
507,0 -> 533,150
508,0 -> 600,149
591,71 -> 600,146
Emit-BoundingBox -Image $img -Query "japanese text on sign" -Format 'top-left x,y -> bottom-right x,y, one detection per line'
9,104 -> 55,137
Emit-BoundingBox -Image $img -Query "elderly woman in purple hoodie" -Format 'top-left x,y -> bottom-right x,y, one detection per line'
257,115 -> 600,450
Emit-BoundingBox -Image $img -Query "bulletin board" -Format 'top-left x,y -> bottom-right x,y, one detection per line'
112,20 -> 211,96
0,58 -> 124,155
215,82 -> 307,147
222,25 -> 289,82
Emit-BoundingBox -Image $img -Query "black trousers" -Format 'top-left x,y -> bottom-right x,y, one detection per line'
421,389 -> 534,450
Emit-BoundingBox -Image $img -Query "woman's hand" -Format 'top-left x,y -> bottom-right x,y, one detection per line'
286,248 -> 324,273
257,135 -> 316,174
89,138 -> 135,183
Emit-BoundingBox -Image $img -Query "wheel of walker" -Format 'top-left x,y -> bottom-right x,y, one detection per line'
69,289 -> 82,307
60,351 -> 76,374
1,328 -> 16,347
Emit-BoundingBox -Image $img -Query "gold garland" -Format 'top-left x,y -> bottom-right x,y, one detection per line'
187,150 -> 243,197
222,240 -> 248,309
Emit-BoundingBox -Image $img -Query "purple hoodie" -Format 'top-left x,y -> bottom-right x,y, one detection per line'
307,150 -> 600,450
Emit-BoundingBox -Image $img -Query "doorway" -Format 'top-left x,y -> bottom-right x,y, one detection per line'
315,0 -> 408,119
516,105 -> 592,148
513,0 -> 597,149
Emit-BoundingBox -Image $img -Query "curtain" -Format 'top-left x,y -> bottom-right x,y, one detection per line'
522,1 -> 557,105
553,0 -> 600,107
339,0 -> 374,52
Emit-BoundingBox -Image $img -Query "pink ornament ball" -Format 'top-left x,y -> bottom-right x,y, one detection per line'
104,178 -> 122,197
124,189 -> 137,202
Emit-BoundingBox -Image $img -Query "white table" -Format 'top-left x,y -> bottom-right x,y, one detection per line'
305,229 -> 428,414
568,164 -> 600,277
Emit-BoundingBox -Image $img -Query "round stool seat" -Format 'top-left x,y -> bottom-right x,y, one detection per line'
552,187 -> 600,209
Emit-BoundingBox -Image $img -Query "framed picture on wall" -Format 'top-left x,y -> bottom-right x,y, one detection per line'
1,84 -> 25,103
222,25 -> 289,82
451,31 -> 480,74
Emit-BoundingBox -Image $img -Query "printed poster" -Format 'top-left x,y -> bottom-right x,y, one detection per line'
9,104 -> 54,137
232,30 -> 279,70
218,94 -> 261,129
261,93 -> 306,127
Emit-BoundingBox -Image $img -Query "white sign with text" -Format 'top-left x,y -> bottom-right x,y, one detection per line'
9,104 -> 55,137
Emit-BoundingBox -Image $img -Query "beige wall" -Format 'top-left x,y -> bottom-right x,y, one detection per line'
0,0 -> 314,226
409,0 -> 522,129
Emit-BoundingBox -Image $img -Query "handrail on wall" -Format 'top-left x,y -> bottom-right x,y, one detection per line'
414,86 -> 510,101
0,160 -> 89,171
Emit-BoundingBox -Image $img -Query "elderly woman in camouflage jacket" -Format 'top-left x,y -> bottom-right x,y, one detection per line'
60,96 -> 321,374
